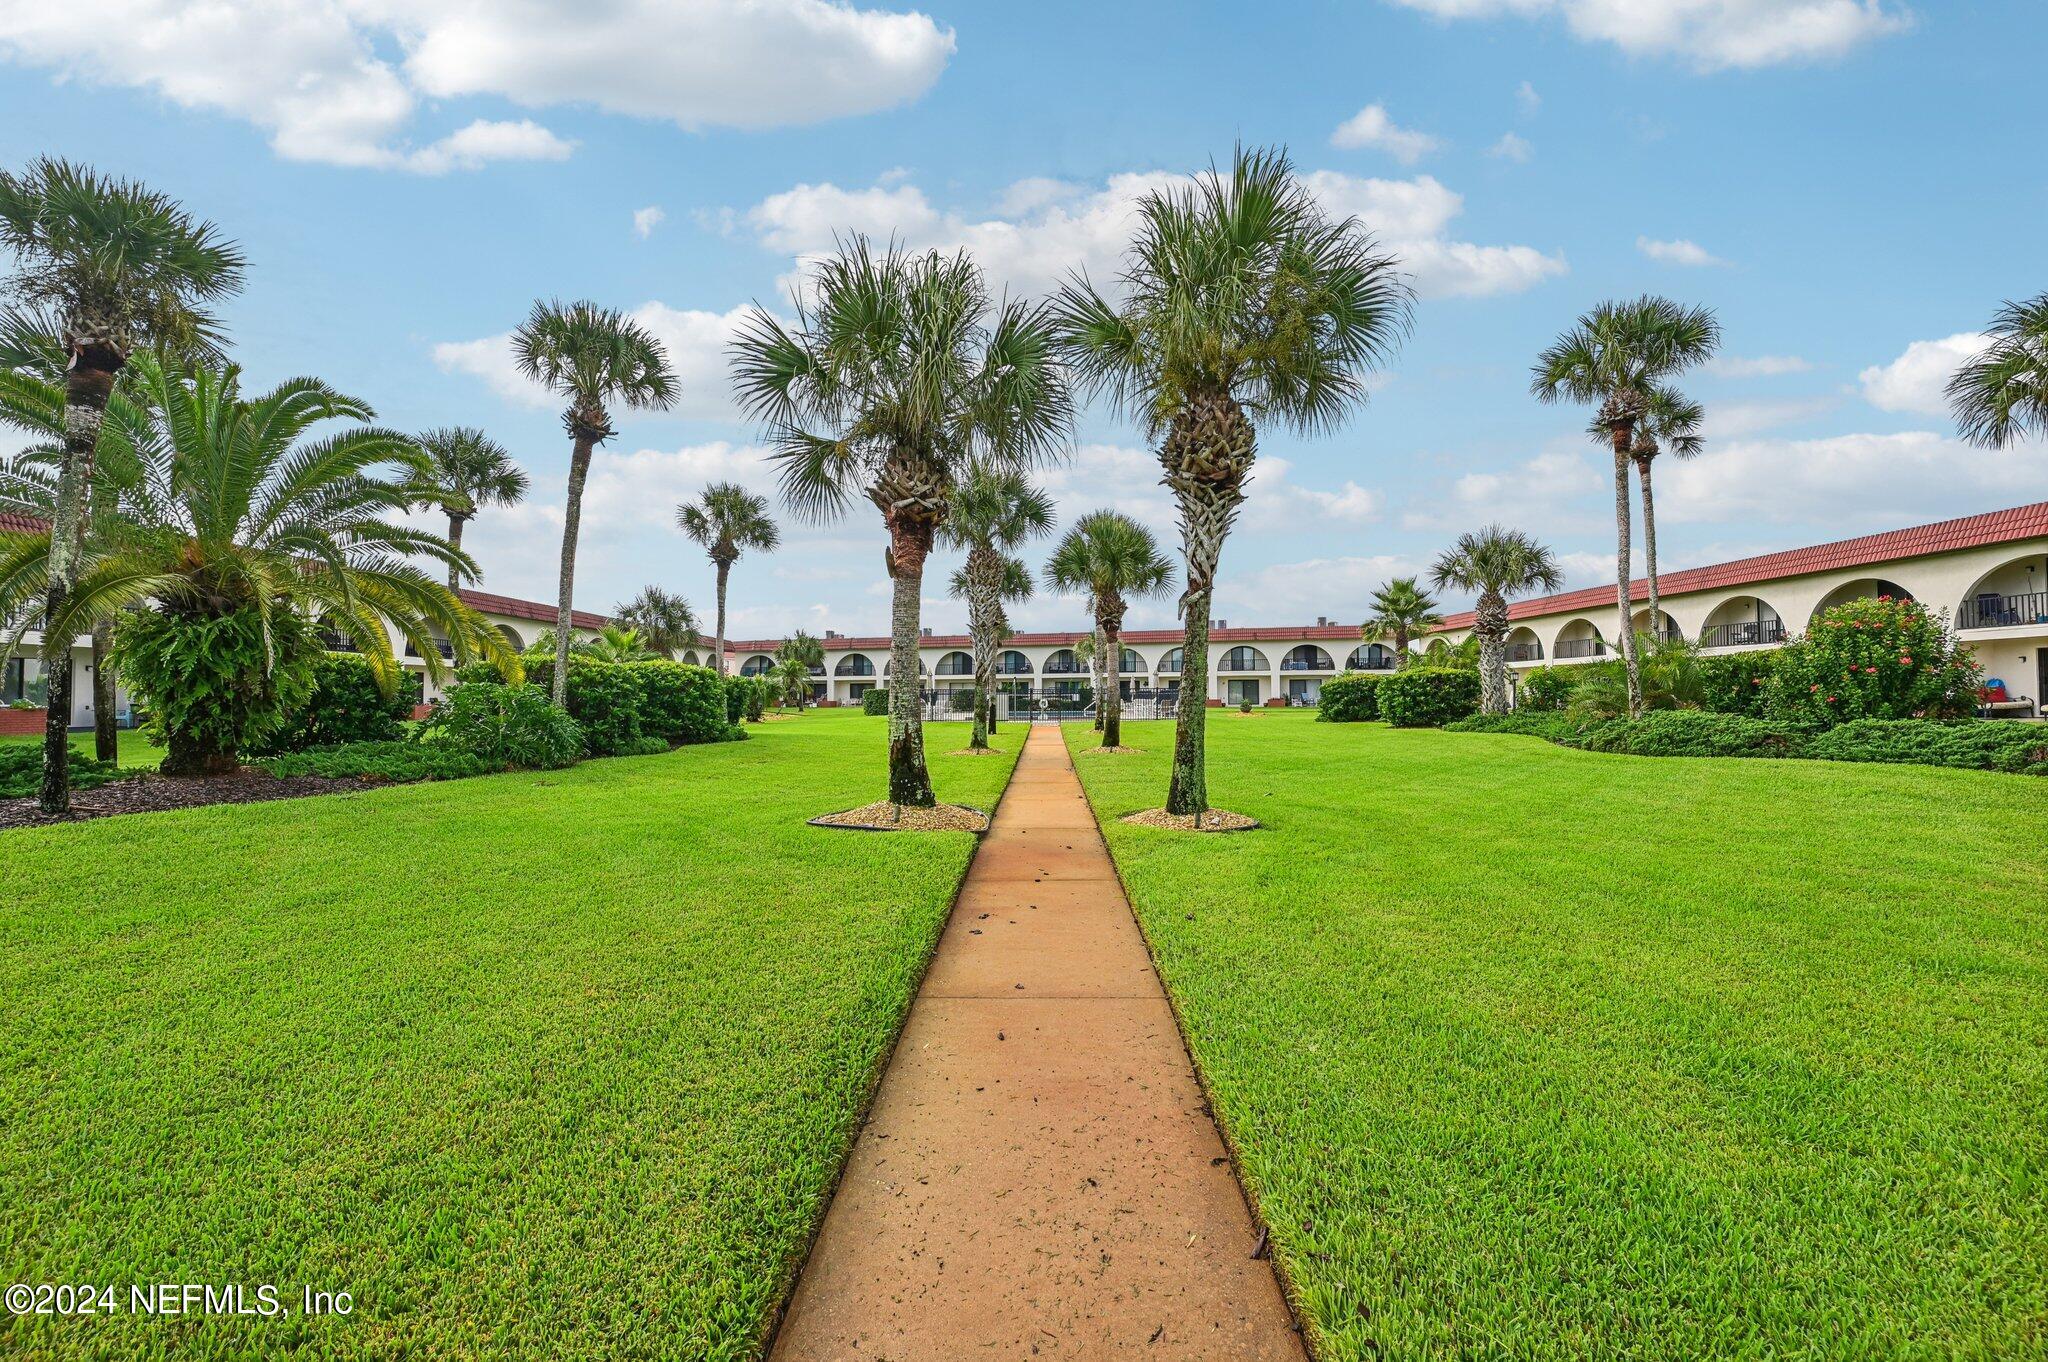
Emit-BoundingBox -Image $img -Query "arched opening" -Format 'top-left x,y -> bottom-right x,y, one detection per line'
882,658 -> 928,678
835,653 -> 875,676
1044,648 -> 1080,675
1281,644 -> 1335,672
316,615 -> 361,653
1346,643 -> 1395,670
996,650 -> 1032,676
1218,646 -> 1268,672
1118,647 -> 1143,673
1699,595 -> 1785,649
495,623 -> 525,652
1505,626 -> 1543,663
1810,578 -> 1913,623
1958,553 -> 2048,629
739,653 -> 774,677
1630,608 -> 1681,644
1158,647 -> 1183,676
935,650 -> 974,676
1553,619 -> 1606,660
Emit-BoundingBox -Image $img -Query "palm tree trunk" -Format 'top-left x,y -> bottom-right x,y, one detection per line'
91,616 -> 117,762
884,515 -> 936,807
965,550 -> 998,751
446,512 -> 466,593
1167,600 -> 1211,816
38,347 -> 119,813
1475,590 -> 1510,715
1636,455 -> 1662,638
1090,622 -> 1106,730
1395,625 -> 1410,668
713,559 -> 731,677
1101,601 -> 1126,748
552,432 -> 596,708
1609,432 -> 1641,717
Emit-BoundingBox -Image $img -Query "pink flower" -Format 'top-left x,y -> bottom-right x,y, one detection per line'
1900,656 -> 1912,665
1826,695 -> 1838,702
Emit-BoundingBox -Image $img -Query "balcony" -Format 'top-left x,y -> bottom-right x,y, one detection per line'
1699,620 -> 1785,649
1554,638 -> 1607,660
1043,661 -> 1081,674
1279,660 -> 1333,672
935,662 -> 974,676
1507,644 -> 1543,663
993,660 -> 1032,675
1959,592 -> 2048,630
406,638 -> 455,660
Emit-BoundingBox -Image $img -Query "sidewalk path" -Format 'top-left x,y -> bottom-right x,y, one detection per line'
771,725 -> 1303,1360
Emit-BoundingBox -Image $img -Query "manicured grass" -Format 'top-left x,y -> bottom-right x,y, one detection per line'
0,728 -> 164,769
1067,713 -> 2048,1359
1,711 -> 1015,1361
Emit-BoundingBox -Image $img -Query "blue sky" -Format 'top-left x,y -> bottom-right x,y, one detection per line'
3,0 -> 2042,637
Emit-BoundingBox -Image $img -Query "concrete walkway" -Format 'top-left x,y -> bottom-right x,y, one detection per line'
771,725 -> 1303,1360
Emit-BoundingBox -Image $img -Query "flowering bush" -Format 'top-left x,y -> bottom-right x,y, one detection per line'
1766,596 -> 1978,726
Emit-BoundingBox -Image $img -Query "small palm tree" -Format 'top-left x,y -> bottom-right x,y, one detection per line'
1619,385 -> 1703,632
1361,577 -> 1442,667
614,585 -> 698,657
1070,629 -> 1102,721
1046,511 -> 1173,748
731,239 -> 1070,807
409,426 -> 529,591
579,623 -> 659,663
1533,296 -> 1717,715
1054,145 -> 1411,816
1947,294 -> 2048,449
938,466 -> 1054,750
0,158 -> 245,811
1430,526 -> 1563,715
773,631 -> 825,711
677,482 -> 778,676
512,300 -> 676,706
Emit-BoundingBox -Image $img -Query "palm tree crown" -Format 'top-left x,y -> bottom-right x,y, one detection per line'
1947,293 -> 2048,448
678,481 -> 780,565
1046,510 -> 1174,747
409,426 -> 528,589
513,300 -> 677,438
614,585 -> 698,656
1362,576 -> 1442,664
1432,525 -> 1562,714
1532,297 -> 1719,435
943,466 -> 1055,750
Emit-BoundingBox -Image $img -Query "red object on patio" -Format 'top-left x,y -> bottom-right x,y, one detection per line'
411,703 -> 434,721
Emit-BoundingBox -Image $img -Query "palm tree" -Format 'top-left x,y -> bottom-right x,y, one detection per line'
938,466 -> 1054,750
1948,293 -> 2048,449
409,426 -> 529,591
0,158 -> 245,811
0,354 -> 512,774
774,631 -> 825,711
1046,511 -> 1173,748
948,552 -> 1031,742
676,482 -> 778,677
1532,297 -> 1718,716
512,300 -> 676,707
614,584 -> 698,657
1054,145 -> 1411,817
1071,629 -> 1102,725
1430,526 -> 1563,715
1361,576 -> 1442,668
579,623 -> 659,662
731,239 -> 1071,807
1618,385 -> 1703,634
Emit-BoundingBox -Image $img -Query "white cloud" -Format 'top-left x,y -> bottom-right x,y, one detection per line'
1662,429 -> 2048,525
1243,457 -> 1385,528
1858,333 -> 1986,415
1706,354 -> 1813,377
1637,235 -> 1728,267
0,0 -> 953,170
1488,132 -> 1533,162
632,206 -> 666,239
1402,448 -> 1609,533
1329,103 -> 1442,164
1382,0 -> 1909,70
1515,80 -> 1541,116
731,165 -> 1565,301
1214,554 -> 1428,622
1699,396 -> 1837,439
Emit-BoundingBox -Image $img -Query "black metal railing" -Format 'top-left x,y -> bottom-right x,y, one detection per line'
1507,644 -> 1543,662
1699,620 -> 1786,649
994,660 -> 1033,675
935,662 -> 973,676
1959,592 -> 2048,630
1280,659 -> 1333,671
1043,661 -> 1080,674
319,630 -> 359,653
405,639 -> 455,660
1157,662 -> 1181,675
1554,638 -> 1606,659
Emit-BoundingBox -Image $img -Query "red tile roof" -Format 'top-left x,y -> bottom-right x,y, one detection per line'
1433,500 -> 2048,630
723,623 -> 1367,654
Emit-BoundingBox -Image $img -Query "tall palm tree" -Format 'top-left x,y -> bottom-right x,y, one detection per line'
677,482 -> 778,676
1620,385 -> 1703,633
1430,526 -> 1562,715
1947,293 -> 2048,449
0,354 -> 512,773
614,584 -> 698,657
512,300 -> 676,707
1532,297 -> 1717,716
948,552 -> 1031,742
731,239 -> 1071,807
1046,511 -> 1174,748
1361,576 -> 1442,668
409,426 -> 529,591
1054,145 -> 1411,817
0,158 -> 245,811
773,631 -> 825,711
938,466 -> 1054,750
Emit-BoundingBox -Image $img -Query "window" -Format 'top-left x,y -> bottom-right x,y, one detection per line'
740,654 -> 774,676
1118,648 -> 1142,673
1282,645 -> 1334,671
1220,646 -> 1268,672
1044,648 -> 1079,674
996,650 -> 1031,675
1346,644 -> 1394,670
1158,647 -> 1183,674
936,651 -> 974,676
1224,678 -> 1262,705
835,653 -> 875,676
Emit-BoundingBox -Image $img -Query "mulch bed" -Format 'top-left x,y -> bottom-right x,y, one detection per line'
809,801 -> 990,833
1078,745 -> 1145,755
0,769 -> 376,830
1121,807 -> 1260,833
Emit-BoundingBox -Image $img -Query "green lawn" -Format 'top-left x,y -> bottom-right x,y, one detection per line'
1066,713 -> 2047,1360
1,728 -> 164,769
1,711 -> 1015,1361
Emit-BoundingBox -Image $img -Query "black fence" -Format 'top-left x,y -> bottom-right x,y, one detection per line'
1698,620 -> 1786,648
1959,592 -> 2048,630
908,687 -> 1181,722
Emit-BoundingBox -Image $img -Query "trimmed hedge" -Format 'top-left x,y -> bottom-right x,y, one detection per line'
258,654 -> 422,755
1803,718 -> 2048,775
529,658 -> 741,754
1517,665 -> 1577,712
425,682 -> 583,770
0,742 -> 132,798
258,740 -> 500,783
1573,710 -> 1808,758
1445,711 -> 1579,742
1697,650 -> 1777,718
629,662 -> 732,745
1316,671 -> 1384,722
1377,667 -> 1481,728
861,688 -> 890,716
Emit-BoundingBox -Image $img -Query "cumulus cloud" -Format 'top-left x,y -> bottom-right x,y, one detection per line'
1382,0 -> 1909,70
1401,448 -> 1609,534
1516,80 -> 1541,116
1213,554 -> 1429,623
632,206 -> 666,239
1329,103 -> 1442,163
729,165 -> 1565,301
1488,132 -> 1533,162
1706,353 -> 1813,377
0,0 -> 953,169
1661,429 -> 2048,526
1636,235 -> 1728,267
1698,396 -> 1837,439
1858,333 -> 1986,415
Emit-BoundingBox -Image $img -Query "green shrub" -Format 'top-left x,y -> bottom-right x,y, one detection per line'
257,740 -> 499,783
525,658 -> 645,755
1803,718 -> 2048,775
628,662 -> 731,745
0,742 -> 131,798
1377,667 -> 1481,728
114,605 -> 320,772
425,682 -> 583,770
1517,665 -> 1576,711
1446,711 -> 1579,742
1576,710 -> 1808,758
1698,650 -> 1778,717
861,688 -> 889,716
743,676 -> 770,723
1767,596 -> 1979,726
1316,671 -> 1383,722
257,654 -> 421,755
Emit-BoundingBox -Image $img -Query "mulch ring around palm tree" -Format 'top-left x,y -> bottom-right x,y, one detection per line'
946,746 -> 1007,757
1078,745 -> 1145,755
1120,807 -> 1260,832
0,771 -> 374,830
809,801 -> 990,832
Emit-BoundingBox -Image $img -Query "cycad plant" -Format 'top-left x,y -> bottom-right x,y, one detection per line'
614,584 -> 698,657
0,354 -> 513,774
1533,296 -> 1717,715
1361,576 -> 1442,667
1947,293 -> 2048,449
938,465 -> 1054,749
677,482 -> 778,676
1430,526 -> 1563,715
408,426 -> 529,590
0,158 -> 245,810
512,300 -> 676,706
731,239 -> 1070,807
1045,510 -> 1174,748
1054,145 -> 1410,817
